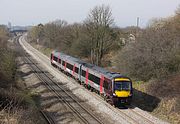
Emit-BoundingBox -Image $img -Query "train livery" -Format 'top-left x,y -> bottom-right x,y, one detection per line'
50,51 -> 133,106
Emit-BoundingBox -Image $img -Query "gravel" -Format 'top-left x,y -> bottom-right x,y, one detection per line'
17,43 -> 80,124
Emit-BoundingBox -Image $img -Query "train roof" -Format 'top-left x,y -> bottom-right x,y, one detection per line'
52,51 -> 125,79
52,50 -> 86,64
83,62 -> 122,79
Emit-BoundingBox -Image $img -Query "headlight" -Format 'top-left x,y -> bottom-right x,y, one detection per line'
113,93 -> 116,96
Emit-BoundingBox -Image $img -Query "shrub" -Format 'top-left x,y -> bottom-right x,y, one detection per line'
114,14 -> 180,81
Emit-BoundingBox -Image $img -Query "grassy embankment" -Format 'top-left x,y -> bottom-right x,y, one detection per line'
133,79 -> 180,124
0,30 -> 45,123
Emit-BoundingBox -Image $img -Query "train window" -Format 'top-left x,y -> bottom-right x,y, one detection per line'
88,73 -> 93,81
75,67 -> 79,73
103,77 -> 111,90
58,59 -> 61,63
108,82 -> 112,90
103,81 -> 108,89
88,73 -> 100,85
66,63 -> 73,70
54,56 -> 58,61
82,70 -> 86,77
62,61 -> 65,66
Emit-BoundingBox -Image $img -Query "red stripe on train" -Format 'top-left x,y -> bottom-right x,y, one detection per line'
73,64 -> 76,75
51,53 -> 54,62
64,61 -> 67,70
100,75 -> 104,93
58,53 -> 60,63
85,69 -> 89,85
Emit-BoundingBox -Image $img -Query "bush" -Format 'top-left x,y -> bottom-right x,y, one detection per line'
114,14 -> 180,81
0,48 -> 16,86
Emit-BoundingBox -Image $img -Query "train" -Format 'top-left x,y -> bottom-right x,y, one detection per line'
50,50 -> 133,106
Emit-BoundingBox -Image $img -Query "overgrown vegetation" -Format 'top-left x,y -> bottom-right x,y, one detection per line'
0,26 -> 44,124
114,7 -> 180,123
114,11 -> 180,81
27,4 -> 180,123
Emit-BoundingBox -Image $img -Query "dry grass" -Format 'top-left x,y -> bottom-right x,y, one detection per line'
0,105 -> 45,124
134,74 -> 180,124
0,88 -> 45,124
133,81 -> 147,92
0,107 -> 21,124
0,27 -> 45,123
153,98 -> 180,124
148,74 -> 180,98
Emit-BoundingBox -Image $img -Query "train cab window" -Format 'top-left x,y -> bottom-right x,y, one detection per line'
75,67 -> 79,73
114,81 -> 131,91
103,78 -> 111,90
108,83 -> 112,90
103,77 -> 112,90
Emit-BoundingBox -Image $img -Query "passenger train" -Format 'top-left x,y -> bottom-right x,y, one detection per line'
50,51 -> 133,106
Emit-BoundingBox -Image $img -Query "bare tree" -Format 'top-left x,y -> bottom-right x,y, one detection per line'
114,13 -> 180,81
0,25 -> 9,47
85,5 -> 115,66
175,4 -> 180,15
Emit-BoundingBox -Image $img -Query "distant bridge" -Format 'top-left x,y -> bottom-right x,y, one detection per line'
9,26 -> 29,36
9,28 -> 27,33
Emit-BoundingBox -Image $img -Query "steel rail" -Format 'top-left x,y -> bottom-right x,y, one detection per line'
40,110 -> 56,124
128,108 -> 155,124
17,38 -> 103,124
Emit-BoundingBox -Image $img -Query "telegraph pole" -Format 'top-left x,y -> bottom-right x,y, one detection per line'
136,17 -> 139,28
8,22 -> 12,31
136,17 -> 139,38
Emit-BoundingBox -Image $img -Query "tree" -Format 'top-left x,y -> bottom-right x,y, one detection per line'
28,24 -> 44,43
114,13 -> 180,81
175,4 -> 180,15
0,25 -> 9,47
85,5 -> 115,66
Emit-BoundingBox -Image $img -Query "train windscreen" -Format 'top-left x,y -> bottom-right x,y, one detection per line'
114,81 -> 131,91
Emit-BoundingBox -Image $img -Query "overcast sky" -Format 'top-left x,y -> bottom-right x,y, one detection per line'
0,0 -> 179,27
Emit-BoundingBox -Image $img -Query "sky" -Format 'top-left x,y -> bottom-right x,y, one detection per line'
0,0 -> 179,28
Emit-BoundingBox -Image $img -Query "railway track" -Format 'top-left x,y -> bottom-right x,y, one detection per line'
83,89 -> 155,124
40,110 -> 56,124
118,108 -> 154,124
16,37 -> 104,124
129,109 -> 154,124
18,35 -> 168,124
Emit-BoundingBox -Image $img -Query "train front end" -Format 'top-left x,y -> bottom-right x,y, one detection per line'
112,77 -> 133,105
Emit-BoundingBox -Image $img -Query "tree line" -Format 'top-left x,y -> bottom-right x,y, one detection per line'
0,25 -> 16,86
28,5 -> 180,82
27,5 -> 180,123
115,7 -> 180,81
28,5 -> 125,66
